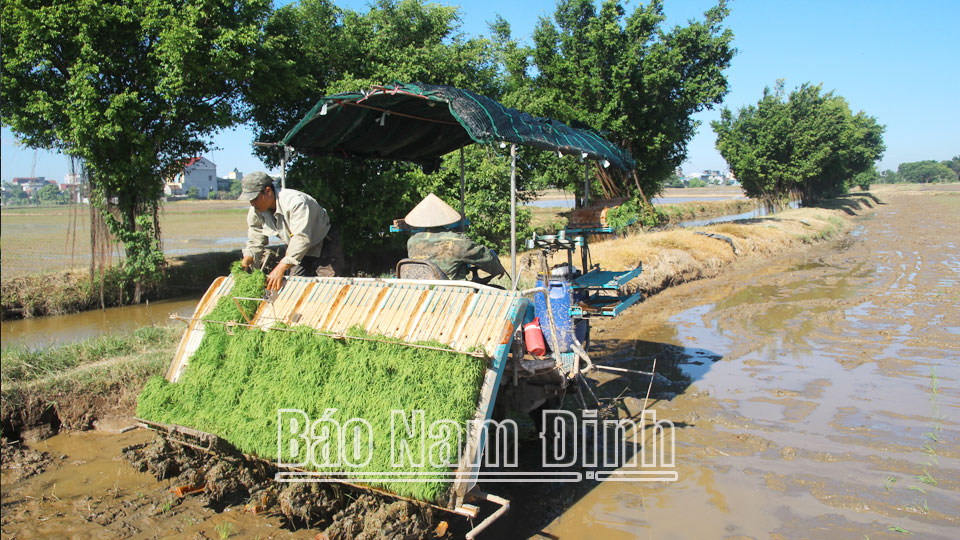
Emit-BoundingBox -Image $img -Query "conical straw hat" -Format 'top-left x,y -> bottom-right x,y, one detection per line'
404,193 -> 462,228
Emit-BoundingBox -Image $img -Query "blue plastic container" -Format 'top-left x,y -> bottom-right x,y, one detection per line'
533,276 -> 587,354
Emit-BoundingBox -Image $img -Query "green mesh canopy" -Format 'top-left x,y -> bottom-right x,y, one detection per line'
281,82 -> 635,172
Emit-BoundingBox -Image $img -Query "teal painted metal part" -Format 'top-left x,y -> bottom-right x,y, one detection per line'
473,295 -> 530,466
564,226 -> 615,234
558,351 -> 578,375
572,264 -> 643,290
568,289 -> 645,318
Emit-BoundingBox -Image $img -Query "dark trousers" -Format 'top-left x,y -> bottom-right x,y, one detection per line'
290,228 -> 346,278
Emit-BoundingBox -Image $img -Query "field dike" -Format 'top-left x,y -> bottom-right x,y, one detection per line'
1,192 -> 881,534
1,251 -> 240,320
515,192 -> 878,297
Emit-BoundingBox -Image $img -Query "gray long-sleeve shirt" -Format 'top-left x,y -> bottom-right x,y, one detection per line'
242,188 -> 331,266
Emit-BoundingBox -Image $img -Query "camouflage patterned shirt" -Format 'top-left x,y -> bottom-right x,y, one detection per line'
407,231 -> 506,281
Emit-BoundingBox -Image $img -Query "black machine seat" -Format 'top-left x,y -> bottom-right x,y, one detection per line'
396,258 -> 448,280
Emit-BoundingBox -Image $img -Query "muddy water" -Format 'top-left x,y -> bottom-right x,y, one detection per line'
1,296 -> 199,350
1,428 -> 315,539
540,191 -> 960,538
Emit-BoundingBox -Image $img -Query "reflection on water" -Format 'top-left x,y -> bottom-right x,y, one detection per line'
1,296 -> 199,350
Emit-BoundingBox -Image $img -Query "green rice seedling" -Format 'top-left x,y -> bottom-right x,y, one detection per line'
203,262 -> 266,325
138,270 -> 489,503
916,469 -> 936,485
215,522 -> 234,539
887,525 -> 911,534
883,476 -> 897,491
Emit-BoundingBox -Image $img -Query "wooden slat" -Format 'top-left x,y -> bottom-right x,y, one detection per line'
175,277 -> 525,359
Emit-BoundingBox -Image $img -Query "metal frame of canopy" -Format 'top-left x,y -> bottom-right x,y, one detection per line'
257,81 -> 635,290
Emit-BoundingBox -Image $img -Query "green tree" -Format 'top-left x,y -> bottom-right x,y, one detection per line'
185,186 -> 200,199
854,166 -> 879,190
2,0 -> 269,301
898,160 -> 956,183
942,155 -> 960,178
37,183 -> 63,203
879,169 -> 900,184
3,182 -> 28,205
228,179 -> 243,198
712,81 -> 885,206
515,0 -> 735,202
246,0 -> 519,252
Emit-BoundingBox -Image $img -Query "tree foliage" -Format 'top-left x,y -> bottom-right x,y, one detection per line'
37,183 -> 64,203
6,0 -> 742,264
515,0 -> 735,200
245,0 -> 516,252
897,160 -> 957,183
712,81 -> 885,206
942,156 -> 960,178
1,0 -> 270,297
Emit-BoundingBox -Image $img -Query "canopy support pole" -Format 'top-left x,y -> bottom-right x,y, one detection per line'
510,144 -> 517,290
460,147 -> 466,232
281,146 -> 290,190
584,161 -> 590,207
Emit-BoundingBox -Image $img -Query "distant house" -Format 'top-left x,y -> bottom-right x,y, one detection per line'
12,176 -> 55,194
60,173 -> 85,203
686,169 -> 737,186
164,157 -> 218,198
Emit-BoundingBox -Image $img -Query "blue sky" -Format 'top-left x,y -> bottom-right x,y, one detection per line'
3,0 -> 957,182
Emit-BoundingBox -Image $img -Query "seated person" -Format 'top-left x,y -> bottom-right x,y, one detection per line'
403,194 -> 507,282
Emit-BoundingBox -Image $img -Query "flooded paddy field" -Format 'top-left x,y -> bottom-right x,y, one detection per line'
2,186 -> 958,538
1,200 -> 249,278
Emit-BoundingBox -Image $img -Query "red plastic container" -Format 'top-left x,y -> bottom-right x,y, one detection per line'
523,317 -> 547,356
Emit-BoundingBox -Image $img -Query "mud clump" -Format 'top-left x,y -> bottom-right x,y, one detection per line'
325,495 -> 438,540
1,436 -> 51,480
123,434 -> 445,539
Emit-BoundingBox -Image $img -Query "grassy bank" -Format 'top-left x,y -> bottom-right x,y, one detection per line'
0,325 -> 180,438
1,251 -> 241,319
527,197 -> 757,235
508,192 -> 881,293
584,193 -> 875,297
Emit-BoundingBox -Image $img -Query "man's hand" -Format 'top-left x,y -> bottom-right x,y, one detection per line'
266,262 -> 292,291
241,255 -> 254,271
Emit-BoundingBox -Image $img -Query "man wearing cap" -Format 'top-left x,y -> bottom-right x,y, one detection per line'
404,193 -> 506,282
238,172 -> 343,290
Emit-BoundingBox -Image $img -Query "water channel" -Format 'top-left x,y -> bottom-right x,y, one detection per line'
1,297 -> 198,350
